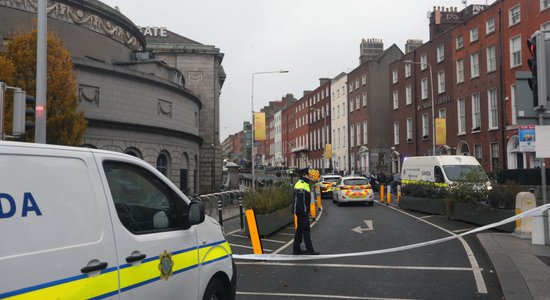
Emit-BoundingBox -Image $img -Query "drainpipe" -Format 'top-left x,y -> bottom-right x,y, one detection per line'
498,7 -> 508,170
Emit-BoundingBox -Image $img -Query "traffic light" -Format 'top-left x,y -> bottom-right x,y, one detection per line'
527,36 -> 539,107
25,94 -> 35,131
526,31 -> 549,110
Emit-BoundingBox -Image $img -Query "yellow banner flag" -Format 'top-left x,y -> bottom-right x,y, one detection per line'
325,144 -> 332,160
254,112 -> 266,141
435,118 -> 446,145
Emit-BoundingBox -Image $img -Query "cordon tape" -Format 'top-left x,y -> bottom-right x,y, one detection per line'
232,203 -> 550,261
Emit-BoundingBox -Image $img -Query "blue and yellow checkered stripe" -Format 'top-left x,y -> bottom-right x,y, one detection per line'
0,240 -> 232,300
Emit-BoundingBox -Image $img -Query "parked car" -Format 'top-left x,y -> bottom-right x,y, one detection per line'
332,176 -> 374,206
316,175 -> 342,198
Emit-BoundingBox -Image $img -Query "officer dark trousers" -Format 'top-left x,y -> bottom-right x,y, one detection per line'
293,188 -> 315,254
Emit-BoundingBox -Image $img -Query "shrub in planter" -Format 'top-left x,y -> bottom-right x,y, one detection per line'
487,180 -> 522,210
243,180 -> 293,215
401,182 -> 448,199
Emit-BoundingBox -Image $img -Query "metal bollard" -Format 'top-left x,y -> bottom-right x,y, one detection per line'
218,198 -> 223,227
239,196 -> 244,229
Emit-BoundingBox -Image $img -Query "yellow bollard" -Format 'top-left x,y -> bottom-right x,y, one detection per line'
310,196 -> 317,219
245,209 -> 263,254
387,188 -> 391,204
294,214 -> 298,230
397,185 -> 401,203
316,185 -> 322,210
380,185 -> 385,204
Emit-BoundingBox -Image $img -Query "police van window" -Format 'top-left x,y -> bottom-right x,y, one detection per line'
434,166 -> 444,183
103,161 -> 187,234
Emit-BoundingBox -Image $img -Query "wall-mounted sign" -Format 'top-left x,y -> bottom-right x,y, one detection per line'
519,125 -> 536,152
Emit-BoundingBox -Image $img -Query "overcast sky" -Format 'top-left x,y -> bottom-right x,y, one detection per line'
101,0 -> 495,141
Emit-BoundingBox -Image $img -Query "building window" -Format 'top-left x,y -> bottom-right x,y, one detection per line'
490,143 -> 500,171
355,95 -> 360,111
405,63 -> 411,78
350,124 -> 355,148
511,84 -> 517,125
488,88 -> 498,129
392,69 -> 398,84
439,108 -> 446,119
393,90 -> 399,110
350,98 -> 354,111
456,35 -> 464,50
509,5 -> 521,26
422,113 -> 429,139
437,44 -> 444,63
543,0 -> 550,10
421,78 -> 428,100
363,121 -> 368,145
361,74 -> 367,85
405,85 -> 412,105
456,59 -> 464,83
470,27 -> 479,42
438,71 -> 445,94
349,83 -> 354,93
362,92 -> 367,107
355,79 -> 360,89
356,123 -> 361,146
472,93 -> 481,131
486,18 -> 495,34
420,54 -> 427,70
510,35 -> 522,68
156,153 -> 169,176
487,45 -> 497,73
458,98 -> 466,134
474,144 -> 483,163
394,121 -> 400,145
470,52 -> 480,78
406,118 -> 413,142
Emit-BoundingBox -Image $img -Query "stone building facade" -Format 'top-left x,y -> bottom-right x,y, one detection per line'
0,0 -> 205,194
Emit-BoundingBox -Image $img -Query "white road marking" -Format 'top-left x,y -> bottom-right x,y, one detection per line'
272,209 -> 323,254
277,232 -> 295,236
420,215 -> 433,219
387,206 -> 488,294
226,228 -> 243,236
351,220 -> 374,233
453,228 -> 477,233
236,261 -> 481,272
229,243 -> 273,252
237,291 -> 420,300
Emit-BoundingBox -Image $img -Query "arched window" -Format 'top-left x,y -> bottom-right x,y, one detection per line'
157,153 -> 168,175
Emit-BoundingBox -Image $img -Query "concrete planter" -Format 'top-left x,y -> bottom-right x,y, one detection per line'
449,202 -> 515,232
246,207 -> 293,236
398,196 -> 447,215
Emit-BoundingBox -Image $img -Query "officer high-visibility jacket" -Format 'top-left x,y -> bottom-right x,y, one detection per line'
293,179 -> 311,217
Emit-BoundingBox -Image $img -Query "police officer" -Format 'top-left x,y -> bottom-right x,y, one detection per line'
292,168 -> 320,255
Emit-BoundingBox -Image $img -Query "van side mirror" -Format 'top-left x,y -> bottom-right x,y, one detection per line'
188,200 -> 205,226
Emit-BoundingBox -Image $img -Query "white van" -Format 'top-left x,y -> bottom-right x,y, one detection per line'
0,141 -> 236,300
401,155 -> 491,188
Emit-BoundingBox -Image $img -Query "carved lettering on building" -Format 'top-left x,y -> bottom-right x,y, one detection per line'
417,95 -> 452,111
139,26 -> 167,37
188,72 -> 203,82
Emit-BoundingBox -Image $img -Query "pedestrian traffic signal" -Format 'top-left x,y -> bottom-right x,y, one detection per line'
527,36 -> 539,107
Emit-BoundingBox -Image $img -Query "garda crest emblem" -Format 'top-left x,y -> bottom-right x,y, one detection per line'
159,250 -> 174,280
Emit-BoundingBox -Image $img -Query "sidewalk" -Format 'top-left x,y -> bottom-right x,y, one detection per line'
477,233 -> 550,300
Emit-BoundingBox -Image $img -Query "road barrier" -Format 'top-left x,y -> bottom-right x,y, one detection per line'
232,203 -> 550,261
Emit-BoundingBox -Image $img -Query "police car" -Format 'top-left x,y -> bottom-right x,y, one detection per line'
332,176 -> 374,206
0,141 -> 236,300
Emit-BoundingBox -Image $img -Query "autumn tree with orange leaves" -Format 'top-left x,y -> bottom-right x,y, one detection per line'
0,27 -> 86,145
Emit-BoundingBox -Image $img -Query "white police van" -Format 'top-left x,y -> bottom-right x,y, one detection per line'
0,141 -> 236,300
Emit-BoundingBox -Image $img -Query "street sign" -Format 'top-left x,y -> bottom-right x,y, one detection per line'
519,125 -> 536,152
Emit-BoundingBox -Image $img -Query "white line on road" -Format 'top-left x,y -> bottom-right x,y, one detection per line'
452,228 -> 477,233
237,291 -> 420,300
226,228 -> 243,236
231,234 -> 287,244
236,261 -> 481,272
277,232 -> 295,236
229,243 -> 273,252
386,206 -> 488,294
272,209 -> 323,254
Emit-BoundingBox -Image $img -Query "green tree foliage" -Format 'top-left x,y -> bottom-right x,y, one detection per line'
0,27 -> 86,145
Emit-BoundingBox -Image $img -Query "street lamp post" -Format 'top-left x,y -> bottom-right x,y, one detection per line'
309,107 -> 327,175
405,60 -> 436,156
251,70 -> 289,192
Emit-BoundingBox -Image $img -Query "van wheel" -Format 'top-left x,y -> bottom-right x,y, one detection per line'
203,278 -> 227,300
